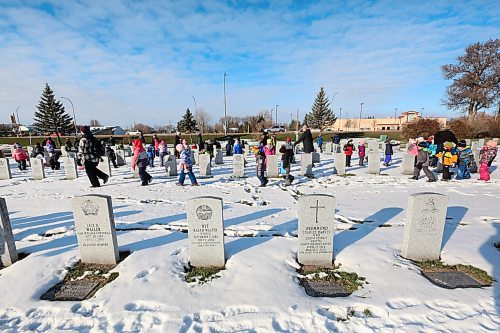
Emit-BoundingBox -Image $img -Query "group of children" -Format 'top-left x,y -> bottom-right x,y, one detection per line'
407,137 -> 498,182
340,138 -> 398,167
253,136 -> 295,187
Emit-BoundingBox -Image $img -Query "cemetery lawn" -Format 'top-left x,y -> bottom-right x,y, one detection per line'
0,148 -> 499,332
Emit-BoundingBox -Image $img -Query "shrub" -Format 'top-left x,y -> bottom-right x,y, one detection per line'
401,118 -> 442,140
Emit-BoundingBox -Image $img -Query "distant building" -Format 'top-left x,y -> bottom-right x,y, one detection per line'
90,126 -> 126,136
329,111 -> 447,132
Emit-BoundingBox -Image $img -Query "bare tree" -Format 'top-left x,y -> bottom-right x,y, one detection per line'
442,38 -> 500,120
344,119 -> 353,131
134,123 -> 154,134
194,109 -> 212,133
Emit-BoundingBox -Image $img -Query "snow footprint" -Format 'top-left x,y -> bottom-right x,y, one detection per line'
135,266 -> 159,279
386,298 -> 421,310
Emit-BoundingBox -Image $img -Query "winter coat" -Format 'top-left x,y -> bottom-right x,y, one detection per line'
427,143 -> 437,157
197,134 -> 204,150
343,143 -> 355,156
158,142 -> 168,154
434,129 -> 458,146
295,129 -> 314,153
33,145 -> 44,157
333,135 -> 340,144
13,148 -> 29,161
384,142 -> 398,155
78,133 -> 100,163
457,147 -> 473,166
263,144 -> 275,156
407,143 -> 418,156
105,147 -> 116,160
316,136 -> 324,146
45,143 -> 55,154
479,146 -> 497,165
132,140 -> 148,170
146,145 -> 155,157
436,148 -> 458,167
152,138 -> 160,151
358,145 -> 366,157
233,143 -> 243,154
256,151 -> 266,173
179,148 -> 193,169
279,142 -> 294,168
416,149 -> 430,167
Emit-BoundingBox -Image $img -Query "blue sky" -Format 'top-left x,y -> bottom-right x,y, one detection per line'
0,0 -> 499,127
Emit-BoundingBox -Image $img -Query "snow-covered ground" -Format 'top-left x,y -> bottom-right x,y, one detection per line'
0,149 -> 499,332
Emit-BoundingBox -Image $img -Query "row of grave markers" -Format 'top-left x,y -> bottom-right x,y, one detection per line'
1,192 -> 448,269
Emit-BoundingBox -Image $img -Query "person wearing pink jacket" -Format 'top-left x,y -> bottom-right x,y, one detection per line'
263,139 -> 275,167
13,143 -> 29,170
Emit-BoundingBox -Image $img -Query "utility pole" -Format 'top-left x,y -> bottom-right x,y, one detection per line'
338,107 -> 342,131
223,73 -> 227,136
359,103 -> 364,131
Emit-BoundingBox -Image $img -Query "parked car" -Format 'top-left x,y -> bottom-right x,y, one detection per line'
264,126 -> 286,133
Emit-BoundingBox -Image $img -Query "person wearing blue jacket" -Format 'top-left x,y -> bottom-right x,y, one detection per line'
316,135 -> 324,153
146,144 -> 155,167
233,139 -> 244,154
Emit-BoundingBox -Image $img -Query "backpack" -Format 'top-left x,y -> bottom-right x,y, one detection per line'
91,138 -> 105,157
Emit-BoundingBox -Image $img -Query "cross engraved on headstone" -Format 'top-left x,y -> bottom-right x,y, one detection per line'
310,200 -> 326,223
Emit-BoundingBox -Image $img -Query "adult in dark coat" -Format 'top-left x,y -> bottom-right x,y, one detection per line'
434,128 -> 458,154
174,132 -> 181,158
197,133 -> 205,150
294,125 -> 314,153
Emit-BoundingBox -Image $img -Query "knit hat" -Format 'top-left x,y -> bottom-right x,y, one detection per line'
443,142 -> 454,149
286,137 -> 291,142
267,139 -> 272,145
80,126 -> 90,134
417,142 -> 428,148
457,140 -> 467,148
487,140 -> 497,148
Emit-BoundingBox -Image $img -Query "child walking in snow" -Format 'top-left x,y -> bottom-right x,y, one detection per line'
343,139 -> 355,167
479,141 -> 498,181
146,144 -> 155,167
456,140 -> 473,180
411,142 -> 436,182
254,144 -> 268,187
436,142 -> 458,181
176,140 -> 199,186
13,144 -> 29,171
358,140 -> 366,166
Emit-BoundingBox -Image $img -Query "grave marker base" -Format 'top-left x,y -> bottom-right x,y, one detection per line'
40,251 -> 130,301
301,280 -> 351,298
421,271 -> 488,289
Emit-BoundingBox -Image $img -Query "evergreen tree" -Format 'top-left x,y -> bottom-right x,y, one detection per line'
177,108 -> 198,133
305,87 -> 336,131
33,83 -> 74,146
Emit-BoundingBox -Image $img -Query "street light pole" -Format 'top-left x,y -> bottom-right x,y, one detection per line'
15,105 -> 21,137
338,107 -> 342,131
275,104 -> 279,126
223,73 -> 227,136
192,95 -> 198,131
421,107 -> 424,118
60,96 -> 77,138
359,103 -> 364,131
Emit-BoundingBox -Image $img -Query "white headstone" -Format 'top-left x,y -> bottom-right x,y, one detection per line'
165,155 -> 177,176
116,150 -> 126,166
471,141 -> 478,152
297,194 -> 336,266
72,195 -> 119,265
60,146 -> 67,157
0,158 -> 12,180
478,139 -> 485,147
367,152 -> 380,174
30,158 -> 45,180
27,146 -> 33,156
232,154 -> 245,177
63,157 -> 78,180
192,149 -> 199,165
333,153 -> 346,175
187,196 -> 225,267
401,193 -> 448,261
301,153 -> 313,176
0,198 -> 18,267
97,157 -> 111,177
324,142 -> 333,155
367,140 -> 379,153
198,154 -> 211,176
401,154 -> 415,175
215,149 -> 224,164
266,155 -> 280,178
168,147 -> 176,156
312,152 -> 320,163
133,166 -> 140,178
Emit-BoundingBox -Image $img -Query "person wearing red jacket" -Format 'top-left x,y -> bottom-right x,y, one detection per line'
132,139 -> 152,186
13,143 -> 29,171
343,139 -> 355,167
